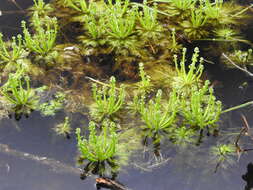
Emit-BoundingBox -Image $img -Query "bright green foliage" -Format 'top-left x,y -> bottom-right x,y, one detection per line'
156,0 -> 196,11
39,92 -> 65,116
79,15 -> 106,47
181,9 -> 208,39
106,11 -> 138,54
64,0 -> 91,13
224,49 -> 253,67
76,121 -> 118,162
29,0 -> 53,17
54,116 -> 71,136
172,126 -> 195,147
210,143 -> 236,170
136,63 -> 153,95
169,28 -> 182,53
0,33 -> 26,65
91,76 -> 125,120
201,0 -> 223,20
22,12 -> 58,56
172,47 -> 204,94
181,80 -> 222,129
139,90 -> 178,135
105,0 -> 130,18
169,0 -> 196,10
137,1 -> 163,41
214,28 -> 239,40
0,69 -> 39,116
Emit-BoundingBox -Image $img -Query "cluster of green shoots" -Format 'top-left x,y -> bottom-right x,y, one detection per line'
172,47 -> 204,95
131,48 -> 222,149
210,143 -> 236,171
0,71 -> 38,119
53,116 -> 71,138
39,91 -> 66,116
22,12 -> 58,57
0,33 -> 26,66
223,49 -> 253,67
76,121 -> 123,176
157,0 -> 251,39
0,67 -> 48,120
91,77 -> 125,121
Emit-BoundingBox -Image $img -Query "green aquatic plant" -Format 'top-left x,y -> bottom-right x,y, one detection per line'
76,121 -> 118,162
0,70 -> 39,118
0,33 -> 26,65
53,116 -> 71,137
169,28 -> 182,53
29,0 -> 53,17
137,1 -> 163,41
79,15 -> 106,49
139,90 -> 178,137
168,0 -> 196,11
63,0 -> 91,13
39,92 -> 66,116
223,49 -> 253,68
171,126 -> 195,147
22,12 -> 58,56
172,47 -> 204,95
91,77 -> 125,120
201,0 -> 223,20
106,11 -> 138,55
210,143 -> 236,171
105,0 -> 130,18
181,9 -> 208,39
76,121 -> 123,176
136,63 -> 153,95
181,80 -> 222,130
156,0 -> 196,15
213,28 -> 239,40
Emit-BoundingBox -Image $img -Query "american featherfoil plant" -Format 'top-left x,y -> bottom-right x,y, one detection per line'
172,47 -> 204,94
0,69 -> 39,115
139,89 -> 178,134
91,76 -> 125,120
22,12 -> 58,56
76,121 -> 118,162
0,33 -> 26,65
181,80 -> 222,129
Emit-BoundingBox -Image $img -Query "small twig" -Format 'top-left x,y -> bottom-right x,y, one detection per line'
85,77 -> 121,90
222,53 -> 253,77
234,115 -> 253,161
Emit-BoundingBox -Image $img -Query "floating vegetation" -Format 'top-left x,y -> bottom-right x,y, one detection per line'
0,69 -> 40,119
0,33 -> 26,66
22,12 -> 58,60
53,116 -> 71,138
90,76 -> 125,121
180,80 -> 222,130
0,0 -> 253,188
76,120 -> 131,177
210,143 -> 236,172
39,91 -> 66,116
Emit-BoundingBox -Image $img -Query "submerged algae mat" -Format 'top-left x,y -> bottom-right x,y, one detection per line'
0,0 -> 253,190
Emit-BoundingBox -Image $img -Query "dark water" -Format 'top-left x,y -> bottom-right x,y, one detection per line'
0,1 -> 253,190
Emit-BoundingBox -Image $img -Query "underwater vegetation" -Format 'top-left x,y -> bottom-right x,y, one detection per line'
0,0 -> 252,187
90,76 -> 125,121
0,69 -> 39,119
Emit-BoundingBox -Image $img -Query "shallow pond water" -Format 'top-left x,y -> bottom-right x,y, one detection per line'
0,1 -> 253,190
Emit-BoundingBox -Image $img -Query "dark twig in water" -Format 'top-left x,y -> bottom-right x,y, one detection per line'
96,177 -> 130,190
0,143 -> 82,176
234,115 -> 253,161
